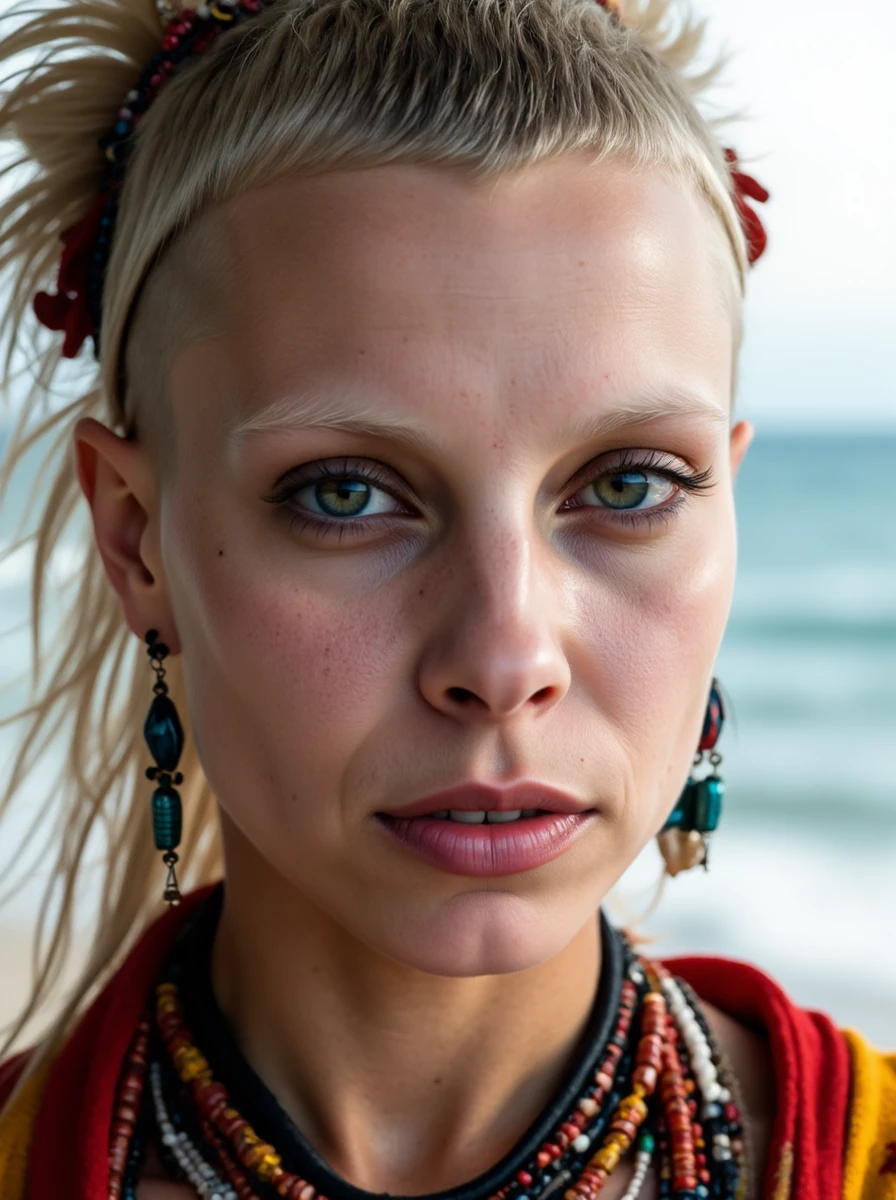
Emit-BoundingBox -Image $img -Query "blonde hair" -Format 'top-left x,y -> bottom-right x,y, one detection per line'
0,0 -> 750,1089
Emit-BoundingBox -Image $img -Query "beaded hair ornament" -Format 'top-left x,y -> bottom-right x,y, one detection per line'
33,0 -> 770,362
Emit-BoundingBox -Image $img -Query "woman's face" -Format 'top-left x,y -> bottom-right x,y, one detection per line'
140,155 -> 752,975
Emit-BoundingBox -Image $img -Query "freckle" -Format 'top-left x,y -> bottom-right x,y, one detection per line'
358,348 -> 367,355
578,260 -> 585,267
433,1077 -> 442,1086
217,548 -> 224,557
419,588 -> 425,597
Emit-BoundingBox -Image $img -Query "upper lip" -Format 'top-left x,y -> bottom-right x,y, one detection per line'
379,782 -> 592,819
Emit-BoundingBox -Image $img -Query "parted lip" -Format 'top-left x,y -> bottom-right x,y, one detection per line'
378,782 -> 593,819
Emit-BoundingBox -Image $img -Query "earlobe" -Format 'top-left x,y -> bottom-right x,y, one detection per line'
72,417 -> 178,650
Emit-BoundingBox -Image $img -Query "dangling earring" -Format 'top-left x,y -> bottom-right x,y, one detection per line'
143,629 -> 185,906
657,679 -> 726,878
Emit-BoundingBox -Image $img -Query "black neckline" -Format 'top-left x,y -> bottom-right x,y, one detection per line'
169,885 -> 628,1200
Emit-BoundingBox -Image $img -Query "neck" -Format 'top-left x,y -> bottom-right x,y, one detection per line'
211,847 -> 603,1195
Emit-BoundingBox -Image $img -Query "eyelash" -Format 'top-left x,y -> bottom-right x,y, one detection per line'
262,450 -> 716,540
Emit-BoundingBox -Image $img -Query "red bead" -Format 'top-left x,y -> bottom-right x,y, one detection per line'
536,1151 -> 552,1168
725,1102 -> 740,1121
516,1172 -> 533,1187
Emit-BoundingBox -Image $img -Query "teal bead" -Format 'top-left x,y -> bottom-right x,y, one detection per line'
152,787 -> 182,851
638,1132 -> 655,1153
693,775 -> 724,833
144,693 -> 184,770
662,778 -> 698,831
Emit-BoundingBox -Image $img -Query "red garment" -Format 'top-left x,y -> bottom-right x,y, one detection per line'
0,892 -> 851,1199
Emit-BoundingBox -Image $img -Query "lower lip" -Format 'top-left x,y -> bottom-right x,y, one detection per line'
372,811 -> 597,877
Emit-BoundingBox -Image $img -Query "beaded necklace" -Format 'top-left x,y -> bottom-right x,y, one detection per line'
108,895 -> 747,1200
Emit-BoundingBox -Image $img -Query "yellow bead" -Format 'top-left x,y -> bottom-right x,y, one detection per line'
209,3 -> 234,16
619,1095 -> 648,1123
592,1144 -> 621,1173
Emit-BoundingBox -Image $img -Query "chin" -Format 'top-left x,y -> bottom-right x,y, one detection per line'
374,890 -> 593,977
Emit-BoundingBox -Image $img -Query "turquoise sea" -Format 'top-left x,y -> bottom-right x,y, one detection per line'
1,430 -> 895,1043
716,433 -> 896,826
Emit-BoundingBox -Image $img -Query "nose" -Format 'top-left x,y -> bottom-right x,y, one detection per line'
416,521 -> 572,725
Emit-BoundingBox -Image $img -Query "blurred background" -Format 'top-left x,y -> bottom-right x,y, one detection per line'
1,0 -> 895,1047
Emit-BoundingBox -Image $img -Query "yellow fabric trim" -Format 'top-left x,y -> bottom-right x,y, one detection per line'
842,1028 -> 896,1199
772,1141 -> 794,1200
0,1059 -> 52,1200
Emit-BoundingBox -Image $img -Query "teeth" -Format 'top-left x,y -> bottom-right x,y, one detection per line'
424,810 -> 543,823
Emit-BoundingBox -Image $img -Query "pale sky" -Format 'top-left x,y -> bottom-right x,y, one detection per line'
690,0 -> 896,430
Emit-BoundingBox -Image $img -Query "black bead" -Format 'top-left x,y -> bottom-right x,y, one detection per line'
144,693 -> 184,770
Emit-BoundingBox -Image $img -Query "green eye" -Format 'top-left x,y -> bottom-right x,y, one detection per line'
295,476 -> 400,520
581,470 -> 676,512
313,479 -> 373,517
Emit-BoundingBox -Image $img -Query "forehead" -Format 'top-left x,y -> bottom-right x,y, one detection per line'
170,155 -> 735,439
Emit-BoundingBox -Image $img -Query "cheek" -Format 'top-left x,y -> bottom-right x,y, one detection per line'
161,500 -> 409,833
573,504 -> 737,818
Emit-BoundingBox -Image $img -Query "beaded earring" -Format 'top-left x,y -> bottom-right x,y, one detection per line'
657,679 -> 726,878
143,629 -> 185,906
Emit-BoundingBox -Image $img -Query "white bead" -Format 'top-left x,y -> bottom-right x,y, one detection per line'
703,1080 -> 722,1102
718,1087 -> 731,1103
573,1135 -> 591,1153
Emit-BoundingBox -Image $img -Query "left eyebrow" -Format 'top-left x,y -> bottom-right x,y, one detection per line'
563,389 -> 730,443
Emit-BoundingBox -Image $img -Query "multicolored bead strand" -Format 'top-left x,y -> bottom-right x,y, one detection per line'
155,980 -> 329,1200
108,1013 -> 152,1200
150,1060 -> 239,1199
563,970 -> 666,1199
125,935 -> 744,1200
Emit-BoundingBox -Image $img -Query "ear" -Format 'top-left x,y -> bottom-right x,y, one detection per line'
729,419 -> 754,481
72,417 -> 181,654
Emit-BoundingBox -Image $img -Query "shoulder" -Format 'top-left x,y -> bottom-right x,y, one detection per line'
840,1028 -> 896,1198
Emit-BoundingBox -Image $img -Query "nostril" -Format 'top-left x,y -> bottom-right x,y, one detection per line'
446,686 -> 478,705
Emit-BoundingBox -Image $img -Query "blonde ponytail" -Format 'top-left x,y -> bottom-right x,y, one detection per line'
0,0 -> 750,1092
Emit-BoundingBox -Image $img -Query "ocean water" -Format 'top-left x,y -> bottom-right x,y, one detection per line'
1,430 -> 895,1043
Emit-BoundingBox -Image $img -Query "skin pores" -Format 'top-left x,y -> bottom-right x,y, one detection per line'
90,155 -> 752,982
